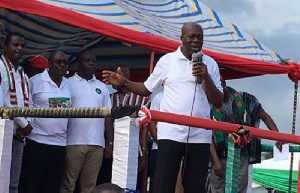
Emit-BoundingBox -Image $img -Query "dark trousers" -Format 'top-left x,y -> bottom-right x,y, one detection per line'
19,138 -> 66,193
149,149 -> 157,193
153,140 -> 210,193
96,157 -> 113,185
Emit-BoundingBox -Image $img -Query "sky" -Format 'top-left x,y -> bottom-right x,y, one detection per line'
200,0 -> 300,140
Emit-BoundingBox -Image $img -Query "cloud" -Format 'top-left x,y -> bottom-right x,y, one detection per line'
251,21 -> 300,62
200,0 -> 255,16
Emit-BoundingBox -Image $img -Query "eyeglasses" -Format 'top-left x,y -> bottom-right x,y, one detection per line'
54,59 -> 68,65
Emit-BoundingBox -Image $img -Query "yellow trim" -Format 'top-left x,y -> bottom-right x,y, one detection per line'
208,8 -> 217,23
228,22 -> 238,36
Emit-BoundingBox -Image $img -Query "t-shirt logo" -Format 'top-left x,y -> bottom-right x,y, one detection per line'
48,97 -> 70,108
95,88 -> 101,94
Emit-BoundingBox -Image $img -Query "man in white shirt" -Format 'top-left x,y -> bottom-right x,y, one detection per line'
19,50 -> 70,193
102,22 -> 223,193
0,32 -> 32,193
60,50 -> 113,193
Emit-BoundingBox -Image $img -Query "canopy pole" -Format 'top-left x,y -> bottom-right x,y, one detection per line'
289,81 -> 298,193
149,50 -> 155,75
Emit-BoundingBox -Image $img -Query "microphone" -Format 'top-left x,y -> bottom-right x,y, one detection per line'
192,51 -> 204,84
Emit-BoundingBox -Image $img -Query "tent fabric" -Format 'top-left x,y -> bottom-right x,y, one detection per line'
0,0 -> 299,80
35,0 -> 281,63
253,153 -> 300,192
253,169 -> 298,193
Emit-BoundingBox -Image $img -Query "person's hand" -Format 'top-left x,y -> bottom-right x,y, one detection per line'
16,123 -> 33,139
213,160 -> 225,178
23,123 -> 33,136
104,144 -> 113,159
192,61 -> 208,78
135,106 -> 151,128
275,141 -> 284,152
102,67 -> 126,86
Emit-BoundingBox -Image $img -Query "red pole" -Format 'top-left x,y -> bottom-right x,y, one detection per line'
150,110 -> 300,144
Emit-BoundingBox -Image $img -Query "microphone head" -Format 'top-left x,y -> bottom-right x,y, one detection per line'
198,51 -> 203,58
192,52 -> 198,62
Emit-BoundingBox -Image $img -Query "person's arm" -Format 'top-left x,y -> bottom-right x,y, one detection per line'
148,121 -> 157,142
14,75 -> 32,134
203,74 -> 223,108
140,125 -> 148,154
104,116 -> 114,158
259,108 -> 283,151
102,67 -> 151,96
210,138 -> 225,178
138,125 -> 148,172
192,62 -> 223,108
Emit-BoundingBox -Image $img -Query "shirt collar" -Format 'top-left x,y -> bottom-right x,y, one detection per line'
175,46 -> 190,61
41,69 -> 68,86
74,73 -> 97,81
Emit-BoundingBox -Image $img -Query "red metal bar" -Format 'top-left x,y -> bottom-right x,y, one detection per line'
150,110 -> 300,144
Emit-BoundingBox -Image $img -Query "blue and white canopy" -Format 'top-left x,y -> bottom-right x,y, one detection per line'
1,0 -> 297,80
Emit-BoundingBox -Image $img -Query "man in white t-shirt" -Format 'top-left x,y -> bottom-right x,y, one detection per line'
60,50 -> 113,193
19,50 -> 70,193
102,22 -> 223,193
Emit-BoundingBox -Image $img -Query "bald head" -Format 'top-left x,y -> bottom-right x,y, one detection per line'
181,22 -> 202,37
180,22 -> 204,60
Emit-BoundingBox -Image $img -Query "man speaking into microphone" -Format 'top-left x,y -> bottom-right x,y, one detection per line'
102,22 -> 223,193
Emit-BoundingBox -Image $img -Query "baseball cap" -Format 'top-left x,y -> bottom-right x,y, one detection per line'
29,55 -> 49,69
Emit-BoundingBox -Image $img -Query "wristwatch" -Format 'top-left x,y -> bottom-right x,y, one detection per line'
108,141 -> 113,146
123,79 -> 128,87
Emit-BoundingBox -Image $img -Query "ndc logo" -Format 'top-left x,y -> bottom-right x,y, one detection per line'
95,88 -> 102,94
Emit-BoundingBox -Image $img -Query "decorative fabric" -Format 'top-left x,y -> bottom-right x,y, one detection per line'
0,55 -> 29,107
111,92 -> 150,108
224,138 -> 240,193
240,91 -> 262,164
211,87 -> 250,156
211,87 -> 262,193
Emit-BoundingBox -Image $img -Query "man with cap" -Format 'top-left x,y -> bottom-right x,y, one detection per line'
22,55 -> 49,78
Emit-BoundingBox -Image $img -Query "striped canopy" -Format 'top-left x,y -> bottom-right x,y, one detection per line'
0,0 -> 298,80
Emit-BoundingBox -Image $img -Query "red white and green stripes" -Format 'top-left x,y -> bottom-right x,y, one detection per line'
1,55 -> 29,107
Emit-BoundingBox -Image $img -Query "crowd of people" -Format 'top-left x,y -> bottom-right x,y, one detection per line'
0,20 -> 283,193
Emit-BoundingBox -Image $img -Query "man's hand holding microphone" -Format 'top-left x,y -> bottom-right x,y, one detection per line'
192,51 -> 208,84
